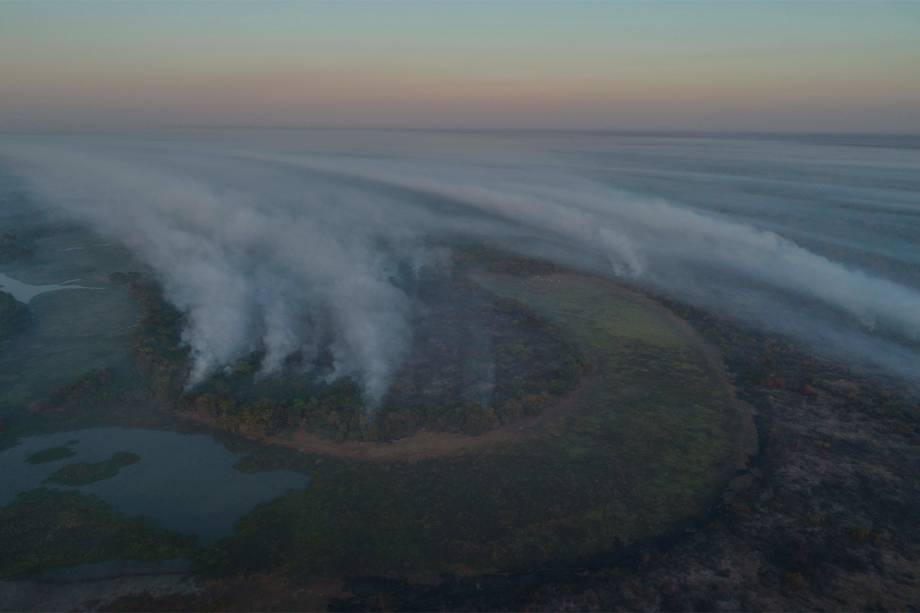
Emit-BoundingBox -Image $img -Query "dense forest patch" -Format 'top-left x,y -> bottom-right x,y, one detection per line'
45,451 -> 141,486
118,265 -> 585,442
25,444 -> 75,465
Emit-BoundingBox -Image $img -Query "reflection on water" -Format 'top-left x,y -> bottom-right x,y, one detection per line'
0,427 -> 309,539
0,271 -> 95,303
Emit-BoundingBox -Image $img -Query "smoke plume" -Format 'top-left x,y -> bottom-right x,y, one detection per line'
2,132 -> 918,400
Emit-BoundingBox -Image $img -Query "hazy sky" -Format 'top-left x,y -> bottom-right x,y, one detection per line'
1,1 -> 919,132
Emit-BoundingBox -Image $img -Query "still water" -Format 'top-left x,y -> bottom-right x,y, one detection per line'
0,427 -> 309,539
0,271 -> 95,303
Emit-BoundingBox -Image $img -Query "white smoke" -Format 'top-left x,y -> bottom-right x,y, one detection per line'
1,133 -> 918,401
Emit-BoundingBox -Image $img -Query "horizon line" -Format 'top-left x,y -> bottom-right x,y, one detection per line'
2,125 -> 919,138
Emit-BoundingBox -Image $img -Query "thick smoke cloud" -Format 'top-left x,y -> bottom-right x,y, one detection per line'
1,133 -> 918,401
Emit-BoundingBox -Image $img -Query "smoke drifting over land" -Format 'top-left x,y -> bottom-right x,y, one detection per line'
2,131 -> 919,400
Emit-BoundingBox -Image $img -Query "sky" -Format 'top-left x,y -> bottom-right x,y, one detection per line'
1,1 -> 919,132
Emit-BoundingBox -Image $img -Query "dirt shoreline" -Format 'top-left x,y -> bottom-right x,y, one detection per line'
182,273 -> 754,464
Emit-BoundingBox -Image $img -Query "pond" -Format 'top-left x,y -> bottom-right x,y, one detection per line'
0,427 -> 310,539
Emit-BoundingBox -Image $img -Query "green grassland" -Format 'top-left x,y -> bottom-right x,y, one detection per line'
0,232 -> 32,264
0,488 -> 196,577
0,290 -> 29,342
203,272 -> 747,577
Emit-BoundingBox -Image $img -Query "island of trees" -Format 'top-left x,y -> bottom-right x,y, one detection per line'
104,257 -> 587,443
